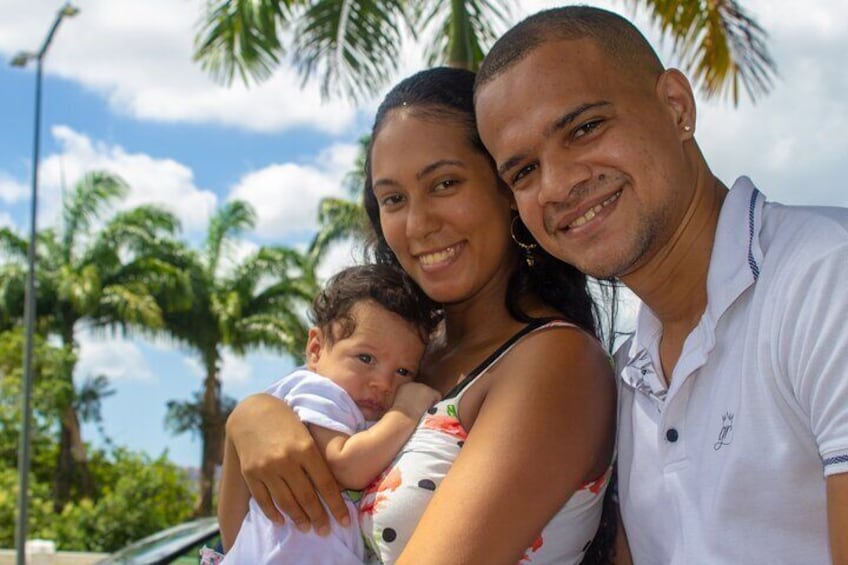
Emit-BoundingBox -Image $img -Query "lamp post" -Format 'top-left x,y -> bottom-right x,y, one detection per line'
10,4 -> 79,564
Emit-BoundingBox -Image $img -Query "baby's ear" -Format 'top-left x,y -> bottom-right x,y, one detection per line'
305,327 -> 324,369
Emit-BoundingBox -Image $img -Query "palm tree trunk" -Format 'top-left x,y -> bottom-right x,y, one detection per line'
54,328 -> 93,509
447,0 -> 474,70
196,353 -> 223,516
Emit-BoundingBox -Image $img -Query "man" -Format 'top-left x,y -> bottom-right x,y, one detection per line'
475,6 -> 848,564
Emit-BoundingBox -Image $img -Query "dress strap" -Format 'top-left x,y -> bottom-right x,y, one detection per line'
442,318 -> 577,400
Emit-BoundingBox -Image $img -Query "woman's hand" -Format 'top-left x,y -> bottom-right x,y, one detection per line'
226,393 -> 351,534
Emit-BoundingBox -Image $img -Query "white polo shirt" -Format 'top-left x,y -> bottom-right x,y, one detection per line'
616,177 -> 848,564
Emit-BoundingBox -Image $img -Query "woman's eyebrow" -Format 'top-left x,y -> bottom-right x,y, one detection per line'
416,159 -> 464,180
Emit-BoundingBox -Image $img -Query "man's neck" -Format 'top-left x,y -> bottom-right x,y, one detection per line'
623,174 -> 727,380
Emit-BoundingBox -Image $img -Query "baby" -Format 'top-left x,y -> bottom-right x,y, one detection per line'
213,264 -> 440,564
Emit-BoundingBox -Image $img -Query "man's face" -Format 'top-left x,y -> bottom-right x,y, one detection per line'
476,38 -> 695,279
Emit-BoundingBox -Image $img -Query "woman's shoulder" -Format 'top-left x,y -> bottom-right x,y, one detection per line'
495,319 -> 614,388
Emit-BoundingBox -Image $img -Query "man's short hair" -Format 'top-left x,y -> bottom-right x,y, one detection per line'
476,6 -> 664,93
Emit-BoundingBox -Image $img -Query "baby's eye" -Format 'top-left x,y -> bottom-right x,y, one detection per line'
358,354 -> 374,364
396,368 -> 411,376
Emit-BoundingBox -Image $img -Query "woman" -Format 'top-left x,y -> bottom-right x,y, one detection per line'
220,67 -> 616,564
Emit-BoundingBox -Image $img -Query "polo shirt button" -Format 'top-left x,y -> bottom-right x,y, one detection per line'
666,428 -> 679,442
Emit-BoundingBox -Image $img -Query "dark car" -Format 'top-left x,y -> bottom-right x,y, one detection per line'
95,518 -> 220,565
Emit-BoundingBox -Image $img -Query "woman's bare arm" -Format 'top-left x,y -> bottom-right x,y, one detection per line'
221,393 -> 350,536
396,328 -> 616,564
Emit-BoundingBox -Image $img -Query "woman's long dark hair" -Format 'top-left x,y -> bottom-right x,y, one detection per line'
362,67 -> 618,564
362,67 -> 615,339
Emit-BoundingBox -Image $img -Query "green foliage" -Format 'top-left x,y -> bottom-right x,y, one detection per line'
51,449 -> 195,552
193,0 -> 775,104
0,449 -> 195,552
0,329 -> 195,552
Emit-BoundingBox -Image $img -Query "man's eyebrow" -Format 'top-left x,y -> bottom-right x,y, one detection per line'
497,101 -> 612,179
546,101 -> 612,136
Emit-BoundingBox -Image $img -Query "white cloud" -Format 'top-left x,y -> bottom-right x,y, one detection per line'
315,238 -> 365,282
76,332 -> 154,383
228,142 -> 359,241
0,173 -> 27,204
36,125 -> 218,233
0,0 -> 357,134
182,349 -> 252,385
0,211 -> 15,229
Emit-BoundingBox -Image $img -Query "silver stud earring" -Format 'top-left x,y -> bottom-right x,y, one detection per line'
683,125 -> 692,132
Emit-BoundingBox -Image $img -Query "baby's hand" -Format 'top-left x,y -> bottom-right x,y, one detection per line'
391,382 -> 441,420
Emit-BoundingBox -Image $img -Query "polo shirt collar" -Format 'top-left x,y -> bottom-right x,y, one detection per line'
619,176 -> 765,397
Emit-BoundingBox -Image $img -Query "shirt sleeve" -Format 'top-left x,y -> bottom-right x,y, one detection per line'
282,372 -> 366,436
777,242 -> 848,476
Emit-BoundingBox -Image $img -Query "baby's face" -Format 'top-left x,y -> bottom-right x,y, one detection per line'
307,300 -> 425,421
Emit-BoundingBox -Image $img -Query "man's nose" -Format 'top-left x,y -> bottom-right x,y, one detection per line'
537,157 -> 592,206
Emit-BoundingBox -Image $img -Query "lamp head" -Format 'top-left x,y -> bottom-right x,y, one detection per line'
10,52 -> 35,67
60,4 -> 80,17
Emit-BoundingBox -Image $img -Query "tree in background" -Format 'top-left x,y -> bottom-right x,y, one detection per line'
307,134 -> 371,265
158,200 -> 317,516
0,171 -> 189,509
0,328 -> 195,552
194,0 -> 775,105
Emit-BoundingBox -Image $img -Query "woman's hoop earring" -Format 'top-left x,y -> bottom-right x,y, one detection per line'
510,215 -> 538,267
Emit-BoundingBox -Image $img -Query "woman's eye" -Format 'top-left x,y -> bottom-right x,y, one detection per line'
358,354 -> 374,364
434,179 -> 458,192
379,194 -> 404,208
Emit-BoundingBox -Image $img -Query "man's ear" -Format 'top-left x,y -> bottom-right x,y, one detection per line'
656,68 -> 697,140
305,327 -> 324,370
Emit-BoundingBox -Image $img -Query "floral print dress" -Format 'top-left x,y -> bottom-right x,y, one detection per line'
359,320 -> 612,564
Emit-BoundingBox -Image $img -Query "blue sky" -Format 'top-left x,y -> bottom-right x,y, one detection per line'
1,0 -> 846,469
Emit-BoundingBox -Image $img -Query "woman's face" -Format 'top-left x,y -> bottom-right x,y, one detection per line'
369,110 -> 515,305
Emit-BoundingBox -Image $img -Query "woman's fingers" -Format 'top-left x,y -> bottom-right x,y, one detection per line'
302,453 -> 351,529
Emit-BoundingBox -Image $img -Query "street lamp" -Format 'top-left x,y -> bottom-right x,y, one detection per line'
9,4 -> 79,565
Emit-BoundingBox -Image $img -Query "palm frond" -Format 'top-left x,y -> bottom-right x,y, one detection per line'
308,197 -> 368,264
416,0 -> 514,71
0,227 -> 29,259
97,283 -> 164,331
637,0 -> 776,103
205,200 -> 256,277
193,0 -> 300,85
291,0 -> 409,102
61,171 -> 129,262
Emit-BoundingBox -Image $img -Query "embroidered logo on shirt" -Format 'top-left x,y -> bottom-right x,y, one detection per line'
713,412 -> 734,450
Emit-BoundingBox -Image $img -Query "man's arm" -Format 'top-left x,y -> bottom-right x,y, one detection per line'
828,473 -> 848,564
308,382 -> 440,490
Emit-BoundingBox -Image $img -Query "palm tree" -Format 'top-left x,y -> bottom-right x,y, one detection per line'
307,134 -> 371,265
194,0 -> 775,105
158,200 -> 318,516
0,171 -> 188,507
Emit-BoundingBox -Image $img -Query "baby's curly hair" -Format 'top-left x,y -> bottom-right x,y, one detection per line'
310,264 -> 439,345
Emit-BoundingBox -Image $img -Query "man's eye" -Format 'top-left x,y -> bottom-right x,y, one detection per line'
511,164 -> 537,187
574,119 -> 603,139
358,354 -> 374,364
